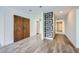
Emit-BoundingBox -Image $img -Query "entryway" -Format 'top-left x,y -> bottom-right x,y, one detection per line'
14,15 -> 30,42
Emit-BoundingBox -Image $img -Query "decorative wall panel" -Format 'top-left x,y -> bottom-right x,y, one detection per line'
44,12 -> 53,38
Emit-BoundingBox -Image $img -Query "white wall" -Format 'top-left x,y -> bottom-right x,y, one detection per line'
0,8 -> 5,46
39,13 -> 44,40
76,9 -> 79,48
30,15 -> 37,37
65,9 -> 76,46
0,7 -> 42,46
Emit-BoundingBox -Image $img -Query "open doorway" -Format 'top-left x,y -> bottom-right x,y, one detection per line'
55,20 -> 65,34
36,21 -> 40,34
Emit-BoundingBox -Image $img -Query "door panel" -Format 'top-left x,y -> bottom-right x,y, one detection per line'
23,18 -> 30,38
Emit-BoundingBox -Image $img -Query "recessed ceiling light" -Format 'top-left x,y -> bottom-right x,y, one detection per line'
29,10 -> 32,12
59,11 -> 63,13
39,6 -> 42,8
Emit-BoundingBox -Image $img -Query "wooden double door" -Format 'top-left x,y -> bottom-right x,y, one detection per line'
14,15 -> 30,42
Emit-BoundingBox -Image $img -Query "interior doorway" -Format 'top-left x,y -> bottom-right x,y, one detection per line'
55,20 -> 65,34
36,21 -> 40,34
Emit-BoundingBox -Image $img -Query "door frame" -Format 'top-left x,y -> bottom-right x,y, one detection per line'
55,20 -> 65,34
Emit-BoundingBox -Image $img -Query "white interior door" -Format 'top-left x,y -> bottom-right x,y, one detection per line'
36,21 -> 40,34
56,20 -> 64,34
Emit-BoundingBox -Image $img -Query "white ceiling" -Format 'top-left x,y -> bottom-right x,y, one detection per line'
5,6 -> 79,16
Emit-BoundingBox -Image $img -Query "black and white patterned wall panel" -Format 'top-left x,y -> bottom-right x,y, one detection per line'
44,12 -> 53,38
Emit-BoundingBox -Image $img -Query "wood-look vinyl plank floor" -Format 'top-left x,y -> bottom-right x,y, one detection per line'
34,34 -> 79,53
0,34 -> 79,53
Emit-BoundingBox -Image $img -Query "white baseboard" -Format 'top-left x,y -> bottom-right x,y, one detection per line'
44,37 -> 53,40
65,34 -> 76,47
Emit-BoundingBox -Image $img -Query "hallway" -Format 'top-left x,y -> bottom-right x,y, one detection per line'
34,34 -> 79,53
0,34 -> 79,53
44,34 -> 78,53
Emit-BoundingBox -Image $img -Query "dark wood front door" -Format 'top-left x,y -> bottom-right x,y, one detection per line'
14,15 -> 30,42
